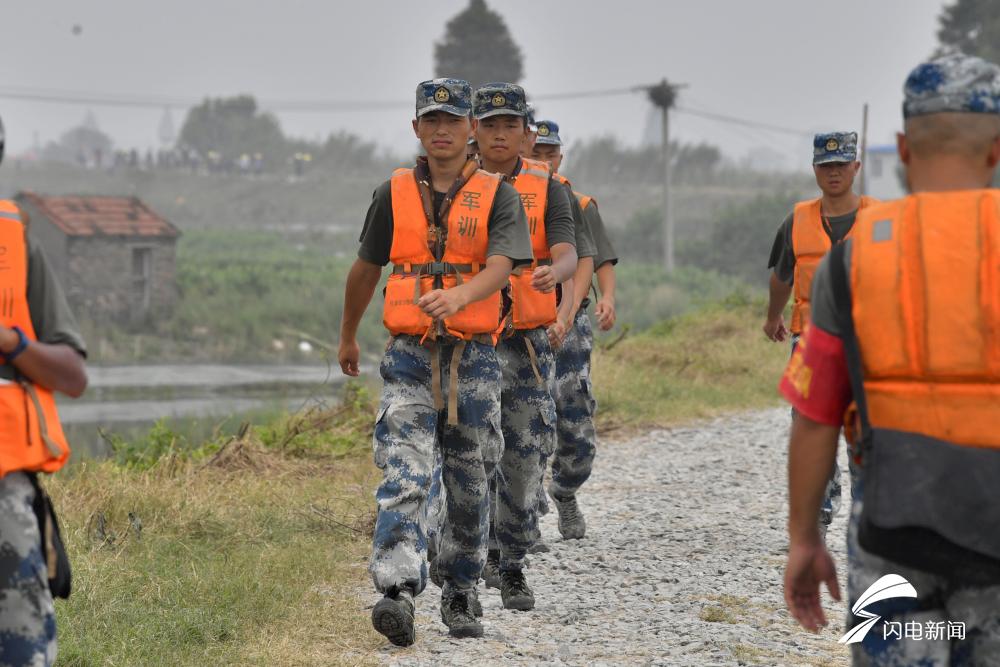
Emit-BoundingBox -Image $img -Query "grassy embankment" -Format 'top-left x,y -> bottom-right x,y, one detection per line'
51,298 -> 788,665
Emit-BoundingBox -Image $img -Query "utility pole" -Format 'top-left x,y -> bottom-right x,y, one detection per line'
647,79 -> 685,272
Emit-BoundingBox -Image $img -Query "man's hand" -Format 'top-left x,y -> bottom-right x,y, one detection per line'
418,288 -> 467,320
763,315 -> 789,342
547,319 -> 568,349
0,325 -> 18,354
531,266 -> 557,293
595,297 -> 616,331
784,538 -> 841,633
338,338 -> 361,377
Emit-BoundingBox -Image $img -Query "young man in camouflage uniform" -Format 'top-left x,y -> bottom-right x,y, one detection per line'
0,115 -> 89,667
339,78 -> 531,644
530,119 -> 618,541
472,83 -> 579,610
782,53 -> 1000,665
765,131 -> 877,538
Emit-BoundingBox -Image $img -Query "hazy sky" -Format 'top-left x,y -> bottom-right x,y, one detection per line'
2,0 -> 949,169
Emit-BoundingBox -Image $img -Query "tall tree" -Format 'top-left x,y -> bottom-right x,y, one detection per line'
434,0 -> 524,86
937,0 -> 1000,63
178,95 -> 286,161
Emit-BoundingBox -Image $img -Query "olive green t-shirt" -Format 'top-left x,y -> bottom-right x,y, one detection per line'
580,198 -> 618,268
767,208 -> 857,285
0,235 -> 88,380
357,179 -> 533,268
564,183 -> 596,260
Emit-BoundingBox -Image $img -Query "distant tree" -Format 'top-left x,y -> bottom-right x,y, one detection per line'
434,0 -> 524,86
178,96 -> 286,164
937,0 -> 1000,63
42,124 -> 113,164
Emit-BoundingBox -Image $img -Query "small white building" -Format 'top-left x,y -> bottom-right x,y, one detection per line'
865,144 -> 906,200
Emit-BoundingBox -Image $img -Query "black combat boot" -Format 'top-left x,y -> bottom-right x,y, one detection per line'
551,491 -> 586,539
482,549 -> 501,589
371,586 -> 415,647
440,584 -> 484,638
499,568 -> 535,611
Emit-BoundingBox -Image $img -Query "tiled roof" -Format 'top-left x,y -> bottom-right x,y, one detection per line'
15,192 -> 180,238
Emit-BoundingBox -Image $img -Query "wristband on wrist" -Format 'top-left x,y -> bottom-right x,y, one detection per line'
1,326 -> 28,364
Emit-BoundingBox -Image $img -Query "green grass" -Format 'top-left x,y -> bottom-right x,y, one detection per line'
593,294 -> 789,431
51,383 -> 383,666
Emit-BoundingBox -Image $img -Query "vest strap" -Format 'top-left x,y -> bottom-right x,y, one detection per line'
392,262 -> 486,276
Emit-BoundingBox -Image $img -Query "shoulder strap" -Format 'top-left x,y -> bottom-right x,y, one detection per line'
828,241 -> 871,451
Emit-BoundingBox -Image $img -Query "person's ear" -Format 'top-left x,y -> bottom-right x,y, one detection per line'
987,135 -> 1000,169
897,132 -> 911,165
412,118 -> 420,138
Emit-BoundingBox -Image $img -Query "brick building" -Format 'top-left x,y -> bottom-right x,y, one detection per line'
14,192 -> 181,323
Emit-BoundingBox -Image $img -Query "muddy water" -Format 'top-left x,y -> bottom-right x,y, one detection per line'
60,363 -> 356,459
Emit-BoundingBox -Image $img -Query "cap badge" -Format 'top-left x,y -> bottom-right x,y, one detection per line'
537,124 -> 550,136
434,87 -> 451,103
492,93 -> 506,107
826,138 -> 840,152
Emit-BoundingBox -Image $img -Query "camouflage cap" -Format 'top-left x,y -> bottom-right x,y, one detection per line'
415,78 -> 472,118
534,120 -> 562,146
813,131 -> 858,165
526,103 -> 538,131
903,53 -> 1000,118
474,83 -> 528,120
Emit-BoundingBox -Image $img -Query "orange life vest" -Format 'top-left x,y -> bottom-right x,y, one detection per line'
509,158 -> 557,330
384,167 -> 504,341
575,192 -> 594,211
851,192 -> 1000,448
0,201 -> 71,477
791,195 -> 877,334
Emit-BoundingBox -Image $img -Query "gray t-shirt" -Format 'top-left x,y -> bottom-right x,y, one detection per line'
808,240 -> 852,338
768,208 -> 858,284
0,235 -> 88,381
581,199 -> 618,268
565,184 -> 597,260
357,179 -> 533,268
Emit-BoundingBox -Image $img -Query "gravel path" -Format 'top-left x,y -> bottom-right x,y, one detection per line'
372,409 -> 853,666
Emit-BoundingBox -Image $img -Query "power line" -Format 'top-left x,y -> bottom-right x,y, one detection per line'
0,83 -> 816,137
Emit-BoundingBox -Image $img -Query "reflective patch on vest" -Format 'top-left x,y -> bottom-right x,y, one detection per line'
872,219 -> 893,242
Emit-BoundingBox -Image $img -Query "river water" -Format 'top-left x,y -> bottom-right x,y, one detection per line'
59,363 -> 355,459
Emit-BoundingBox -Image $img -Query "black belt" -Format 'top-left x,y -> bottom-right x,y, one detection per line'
391,261 -> 485,276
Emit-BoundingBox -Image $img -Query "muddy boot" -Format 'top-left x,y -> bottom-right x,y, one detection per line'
499,568 -> 535,611
551,491 -> 586,539
371,587 -> 415,647
482,549 -> 501,589
440,584 -> 484,639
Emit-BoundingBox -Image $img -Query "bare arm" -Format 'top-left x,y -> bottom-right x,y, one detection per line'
418,255 -> 513,320
531,242 -> 577,293
0,327 -> 87,397
594,262 -> 617,331
783,414 -> 842,632
548,276 -> 575,348
764,272 -> 793,342
569,256 -> 595,322
338,259 -> 383,376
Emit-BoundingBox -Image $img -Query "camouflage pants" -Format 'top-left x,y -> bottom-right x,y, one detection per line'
548,309 -> 598,500
790,334 -> 842,527
0,472 -> 57,667
490,328 -> 556,570
370,335 -> 502,596
846,474 -> 1000,666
